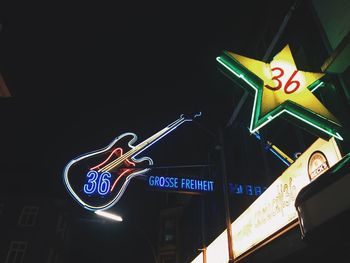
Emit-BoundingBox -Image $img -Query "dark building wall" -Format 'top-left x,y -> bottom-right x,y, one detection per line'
0,196 -> 71,263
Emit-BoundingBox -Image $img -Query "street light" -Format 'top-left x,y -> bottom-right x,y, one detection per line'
94,210 -> 123,222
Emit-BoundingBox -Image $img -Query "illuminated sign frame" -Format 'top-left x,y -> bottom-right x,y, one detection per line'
216,45 -> 343,140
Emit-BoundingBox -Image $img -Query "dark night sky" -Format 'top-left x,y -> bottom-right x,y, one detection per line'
0,0 -> 295,194
0,1 -> 297,262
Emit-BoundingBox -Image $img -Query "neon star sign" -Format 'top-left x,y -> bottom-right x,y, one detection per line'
216,45 -> 343,140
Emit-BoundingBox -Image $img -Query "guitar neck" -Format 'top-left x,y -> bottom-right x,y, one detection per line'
133,116 -> 188,154
99,115 -> 194,172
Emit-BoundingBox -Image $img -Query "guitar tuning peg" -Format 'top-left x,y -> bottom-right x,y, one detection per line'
180,111 -> 202,120
194,112 -> 202,118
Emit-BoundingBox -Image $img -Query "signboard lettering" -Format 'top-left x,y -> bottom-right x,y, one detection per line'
148,175 -> 214,193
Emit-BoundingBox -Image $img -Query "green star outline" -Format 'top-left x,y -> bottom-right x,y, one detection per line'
216,51 -> 343,140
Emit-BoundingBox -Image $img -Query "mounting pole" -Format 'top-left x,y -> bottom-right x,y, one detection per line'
218,127 -> 235,262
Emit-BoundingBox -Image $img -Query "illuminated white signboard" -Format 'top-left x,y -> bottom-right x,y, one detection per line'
231,137 -> 342,258
190,230 -> 229,263
190,252 -> 203,263
190,137 -> 342,263
205,230 -> 229,263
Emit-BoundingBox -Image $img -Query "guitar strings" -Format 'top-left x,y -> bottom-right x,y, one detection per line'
98,127 -> 170,172
98,117 -> 186,173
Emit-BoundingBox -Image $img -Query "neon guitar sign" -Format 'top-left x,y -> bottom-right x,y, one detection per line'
63,113 -> 201,211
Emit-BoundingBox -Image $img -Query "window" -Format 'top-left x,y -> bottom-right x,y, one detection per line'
162,218 -> 176,244
18,206 -> 39,227
5,241 -> 27,263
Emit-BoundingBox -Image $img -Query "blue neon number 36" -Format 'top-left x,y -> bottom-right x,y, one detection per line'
83,171 -> 111,196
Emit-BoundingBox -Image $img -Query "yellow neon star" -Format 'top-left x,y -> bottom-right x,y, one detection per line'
227,45 -> 338,122
217,44 -> 343,140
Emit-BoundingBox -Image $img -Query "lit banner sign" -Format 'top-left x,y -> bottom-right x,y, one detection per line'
231,137 -> 342,259
216,45 -> 343,140
205,230 -> 229,263
190,229 -> 229,263
147,175 -> 214,193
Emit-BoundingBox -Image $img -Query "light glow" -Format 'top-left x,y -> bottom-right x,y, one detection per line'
310,81 -> 324,93
95,210 -> 123,222
269,147 -> 292,166
250,129 -> 293,166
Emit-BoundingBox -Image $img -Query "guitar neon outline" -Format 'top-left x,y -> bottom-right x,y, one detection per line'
63,112 -> 201,211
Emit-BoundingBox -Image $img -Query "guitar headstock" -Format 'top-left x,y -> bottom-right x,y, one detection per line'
180,112 -> 202,121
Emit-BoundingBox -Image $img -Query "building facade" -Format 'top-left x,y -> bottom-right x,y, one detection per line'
0,195 -> 71,263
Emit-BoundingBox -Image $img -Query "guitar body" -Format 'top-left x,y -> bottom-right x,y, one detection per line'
63,132 -> 153,211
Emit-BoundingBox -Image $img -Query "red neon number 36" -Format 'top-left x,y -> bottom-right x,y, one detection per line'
265,67 -> 300,94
